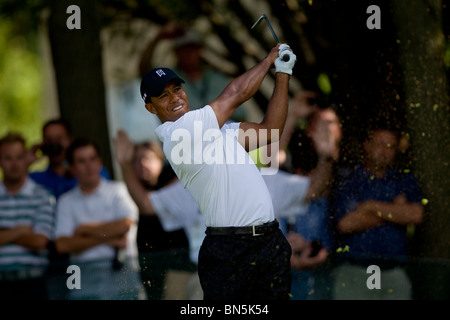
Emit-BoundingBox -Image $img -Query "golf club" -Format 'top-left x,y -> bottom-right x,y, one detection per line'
251,14 -> 290,62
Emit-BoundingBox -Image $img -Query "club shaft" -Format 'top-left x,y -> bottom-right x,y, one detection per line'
265,19 -> 280,43
252,14 -> 290,62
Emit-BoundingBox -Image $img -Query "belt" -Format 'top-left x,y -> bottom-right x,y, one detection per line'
205,220 -> 279,237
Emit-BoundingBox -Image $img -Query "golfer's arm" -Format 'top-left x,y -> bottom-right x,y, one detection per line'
239,73 -> 290,151
210,49 -> 277,128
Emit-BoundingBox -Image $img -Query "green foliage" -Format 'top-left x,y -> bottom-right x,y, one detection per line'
0,0 -> 47,37
0,19 -> 44,147
444,41 -> 450,69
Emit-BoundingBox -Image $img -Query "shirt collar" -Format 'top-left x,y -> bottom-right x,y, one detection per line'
74,177 -> 106,197
358,163 -> 396,180
0,176 -> 36,196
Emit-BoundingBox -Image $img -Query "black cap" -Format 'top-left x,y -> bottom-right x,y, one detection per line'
140,68 -> 185,103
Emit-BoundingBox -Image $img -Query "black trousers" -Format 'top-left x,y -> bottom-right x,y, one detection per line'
198,226 -> 292,300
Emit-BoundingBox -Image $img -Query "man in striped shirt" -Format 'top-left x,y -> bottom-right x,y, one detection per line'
0,132 -> 56,300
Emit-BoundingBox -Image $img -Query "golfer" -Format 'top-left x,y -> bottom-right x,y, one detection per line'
135,43 -> 296,299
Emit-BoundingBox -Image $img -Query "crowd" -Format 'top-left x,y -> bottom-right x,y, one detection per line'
0,25 -> 425,300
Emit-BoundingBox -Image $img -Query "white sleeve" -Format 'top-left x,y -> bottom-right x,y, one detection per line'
222,121 -> 240,131
112,182 -> 139,222
149,181 -> 201,232
263,172 -> 311,218
281,174 -> 311,217
156,106 -> 220,172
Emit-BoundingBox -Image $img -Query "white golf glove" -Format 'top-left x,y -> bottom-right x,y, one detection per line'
275,44 -> 297,75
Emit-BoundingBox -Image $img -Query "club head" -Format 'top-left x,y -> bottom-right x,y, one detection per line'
251,14 -> 267,29
251,13 -> 280,43
252,14 -> 289,61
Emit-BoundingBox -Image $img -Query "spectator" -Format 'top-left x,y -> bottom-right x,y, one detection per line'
54,138 -> 146,300
132,139 -> 195,300
0,132 -> 55,300
139,23 -> 248,122
284,130 -> 336,300
27,118 -> 112,298
115,130 -> 204,299
331,125 -> 424,300
278,90 -> 341,170
28,118 -> 110,199
262,93 -> 342,299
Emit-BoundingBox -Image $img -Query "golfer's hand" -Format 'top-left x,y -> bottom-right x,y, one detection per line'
267,44 -> 282,65
114,130 -> 134,166
275,44 -> 296,75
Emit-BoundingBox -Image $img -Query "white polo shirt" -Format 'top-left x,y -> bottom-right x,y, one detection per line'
155,105 -> 275,227
149,180 -> 204,263
55,179 -> 139,263
262,170 -> 311,218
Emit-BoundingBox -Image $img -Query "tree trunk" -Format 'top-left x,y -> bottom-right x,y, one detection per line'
48,0 -> 113,177
391,0 -> 450,260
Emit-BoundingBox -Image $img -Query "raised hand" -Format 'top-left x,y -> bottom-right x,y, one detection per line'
291,91 -> 320,119
309,110 -> 341,160
114,129 -> 135,166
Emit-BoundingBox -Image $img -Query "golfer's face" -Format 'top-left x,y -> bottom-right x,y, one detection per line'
146,81 -> 190,123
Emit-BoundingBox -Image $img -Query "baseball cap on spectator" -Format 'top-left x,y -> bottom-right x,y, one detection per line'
140,67 -> 185,103
174,29 -> 203,48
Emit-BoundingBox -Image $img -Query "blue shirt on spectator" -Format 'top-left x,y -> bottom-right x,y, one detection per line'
332,164 -> 422,265
30,166 -> 111,199
279,196 -> 334,251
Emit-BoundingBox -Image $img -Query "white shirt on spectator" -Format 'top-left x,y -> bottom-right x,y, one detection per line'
150,180 -> 204,264
55,178 -> 139,264
262,170 -> 311,219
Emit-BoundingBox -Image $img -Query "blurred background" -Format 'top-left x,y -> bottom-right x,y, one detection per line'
1,0 -> 449,299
